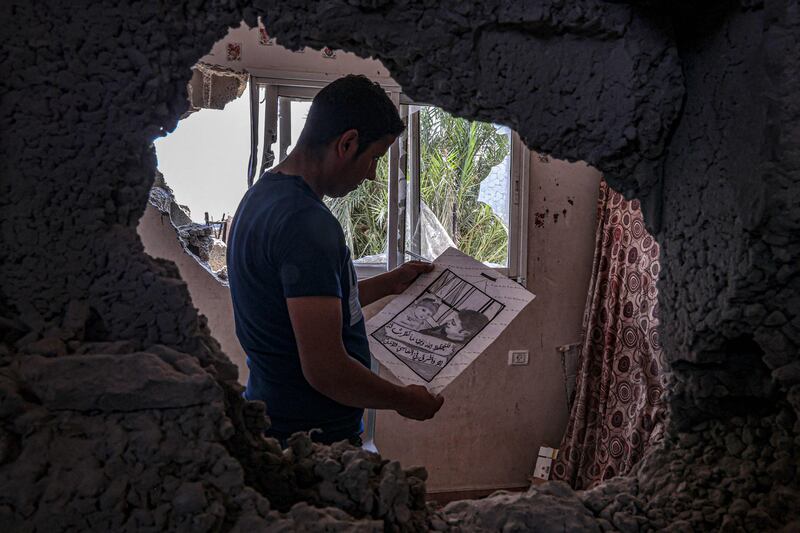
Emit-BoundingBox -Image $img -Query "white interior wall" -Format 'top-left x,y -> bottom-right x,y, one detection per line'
369,155 -> 601,492
136,207 -> 249,380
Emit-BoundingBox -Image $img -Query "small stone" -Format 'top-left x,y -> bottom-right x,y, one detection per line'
773,362 -> 800,386
61,300 -> 90,339
729,417 -> 745,427
728,498 -> 750,515
744,508 -> 777,531
743,304 -> 766,319
99,477 -> 128,511
405,465 -> 428,481
741,426 -> 754,445
429,515 -> 448,531
173,482 -> 207,515
287,433 -> 314,460
22,337 -> 66,357
719,514 -> 741,532
725,433 -> 746,456
597,518 -> 615,532
314,458 -> 343,480
766,456 -> 795,484
763,310 -> 787,326
612,511 -> 641,533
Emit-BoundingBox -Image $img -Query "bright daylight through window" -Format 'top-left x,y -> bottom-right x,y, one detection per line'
154,78 -> 527,282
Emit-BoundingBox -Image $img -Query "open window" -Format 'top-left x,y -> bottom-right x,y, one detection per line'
248,75 -> 529,283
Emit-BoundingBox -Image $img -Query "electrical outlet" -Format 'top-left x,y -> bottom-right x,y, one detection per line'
508,350 -> 529,366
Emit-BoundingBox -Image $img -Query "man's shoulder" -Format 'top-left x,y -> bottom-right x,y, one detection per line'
266,197 -> 343,255
251,178 -> 338,229
284,203 -> 340,235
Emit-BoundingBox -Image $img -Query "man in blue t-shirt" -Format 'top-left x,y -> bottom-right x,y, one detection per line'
227,75 -> 444,445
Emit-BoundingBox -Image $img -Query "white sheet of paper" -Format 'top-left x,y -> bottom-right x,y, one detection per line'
366,247 -> 536,394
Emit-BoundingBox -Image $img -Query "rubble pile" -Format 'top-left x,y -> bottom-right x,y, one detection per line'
577,412 -> 800,532
149,174 -> 229,282
0,330 -> 432,531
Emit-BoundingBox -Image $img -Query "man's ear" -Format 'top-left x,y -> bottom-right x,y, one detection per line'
335,129 -> 360,159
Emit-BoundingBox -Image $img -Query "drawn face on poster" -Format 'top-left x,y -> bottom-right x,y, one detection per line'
370,269 -> 504,381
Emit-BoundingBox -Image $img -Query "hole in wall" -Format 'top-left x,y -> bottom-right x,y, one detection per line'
136,17 -> 668,502
6,2 -> 797,530
152,71 -> 516,278
153,85 -> 250,227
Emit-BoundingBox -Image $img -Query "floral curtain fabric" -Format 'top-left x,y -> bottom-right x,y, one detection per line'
552,179 -> 668,490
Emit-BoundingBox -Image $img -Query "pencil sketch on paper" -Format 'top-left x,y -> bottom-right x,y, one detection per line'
370,269 -> 505,382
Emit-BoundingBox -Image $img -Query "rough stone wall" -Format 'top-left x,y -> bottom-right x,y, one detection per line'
149,176 -> 229,282
0,1 -> 430,530
1,1 -> 798,532
261,0 -> 685,199
657,3 -> 800,428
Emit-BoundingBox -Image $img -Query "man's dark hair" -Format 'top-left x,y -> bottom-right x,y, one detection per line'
457,310 -> 490,333
296,74 -> 405,155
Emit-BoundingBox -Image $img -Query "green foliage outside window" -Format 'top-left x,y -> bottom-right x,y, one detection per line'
325,155 -> 390,260
325,107 -> 510,265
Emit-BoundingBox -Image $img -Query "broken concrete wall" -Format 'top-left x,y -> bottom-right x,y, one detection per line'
1,0 -> 798,531
137,197 -> 248,382
259,0 -> 684,200
656,3 -> 800,429
0,1 -> 431,530
148,173 -> 229,281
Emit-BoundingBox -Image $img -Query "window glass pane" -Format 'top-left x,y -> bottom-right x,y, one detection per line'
411,107 -> 511,266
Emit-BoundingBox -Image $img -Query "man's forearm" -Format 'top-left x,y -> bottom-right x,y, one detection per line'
289,295 -> 443,422
304,350 -> 409,411
359,261 -> 433,307
358,272 -> 394,307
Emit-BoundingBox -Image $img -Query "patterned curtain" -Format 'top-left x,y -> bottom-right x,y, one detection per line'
552,179 -> 668,490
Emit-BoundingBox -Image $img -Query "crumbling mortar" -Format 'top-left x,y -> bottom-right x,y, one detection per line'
1,0 -> 799,531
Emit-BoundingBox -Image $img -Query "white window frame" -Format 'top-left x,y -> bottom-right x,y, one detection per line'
247,72 -> 529,284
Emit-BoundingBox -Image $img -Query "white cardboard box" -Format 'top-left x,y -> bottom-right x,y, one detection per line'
532,446 -> 559,481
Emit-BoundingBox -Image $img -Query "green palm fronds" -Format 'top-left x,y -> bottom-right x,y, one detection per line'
326,107 -> 510,265
419,107 -> 510,263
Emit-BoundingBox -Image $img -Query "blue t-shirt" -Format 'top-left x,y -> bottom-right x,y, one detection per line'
227,171 -> 370,442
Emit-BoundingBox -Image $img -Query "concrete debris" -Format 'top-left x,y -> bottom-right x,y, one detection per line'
177,223 -> 218,261
12,352 -> 222,411
149,180 -> 230,282
444,482 -> 601,532
152,171 -> 194,226
207,238 -> 227,273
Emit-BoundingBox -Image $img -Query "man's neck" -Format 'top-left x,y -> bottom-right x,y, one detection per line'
271,148 -> 326,199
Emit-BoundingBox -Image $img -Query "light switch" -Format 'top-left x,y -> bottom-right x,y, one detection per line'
508,350 -> 529,366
